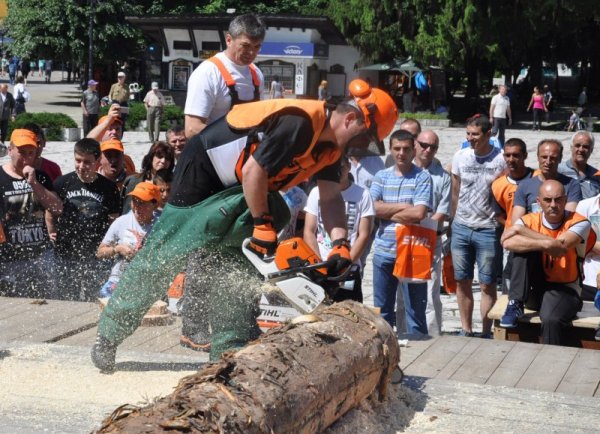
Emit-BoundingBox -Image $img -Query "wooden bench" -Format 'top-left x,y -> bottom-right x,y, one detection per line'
488,294 -> 600,349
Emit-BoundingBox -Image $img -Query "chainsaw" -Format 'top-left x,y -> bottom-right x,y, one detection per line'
242,237 -> 361,314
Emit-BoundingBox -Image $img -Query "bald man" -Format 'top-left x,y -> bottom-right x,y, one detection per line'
500,180 -> 593,345
396,129 -> 451,337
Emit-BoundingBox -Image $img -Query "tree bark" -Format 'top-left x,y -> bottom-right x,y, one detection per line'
96,301 -> 400,433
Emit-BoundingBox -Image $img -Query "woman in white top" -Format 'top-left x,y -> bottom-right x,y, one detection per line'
13,75 -> 29,115
269,75 -> 285,99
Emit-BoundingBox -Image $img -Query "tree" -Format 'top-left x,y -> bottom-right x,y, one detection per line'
5,0 -> 146,69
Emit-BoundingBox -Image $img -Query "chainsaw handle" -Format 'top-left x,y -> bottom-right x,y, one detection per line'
267,260 -> 333,280
267,260 -> 360,283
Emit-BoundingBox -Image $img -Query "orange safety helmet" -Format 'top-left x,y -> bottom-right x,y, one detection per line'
348,79 -> 398,146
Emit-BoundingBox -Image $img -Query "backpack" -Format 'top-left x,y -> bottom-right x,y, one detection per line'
16,90 -> 25,103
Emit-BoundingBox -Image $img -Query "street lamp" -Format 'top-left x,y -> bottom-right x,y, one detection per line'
88,0 -> 95,83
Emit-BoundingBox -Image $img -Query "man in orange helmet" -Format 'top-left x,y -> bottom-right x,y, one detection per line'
92,80 -> 398,372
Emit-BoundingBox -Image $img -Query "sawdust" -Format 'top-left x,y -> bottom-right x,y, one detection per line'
0,342 -> 200,431
326,383 -> 423,433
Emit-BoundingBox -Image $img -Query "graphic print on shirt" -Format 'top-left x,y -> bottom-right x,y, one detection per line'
0,170 -> 51,260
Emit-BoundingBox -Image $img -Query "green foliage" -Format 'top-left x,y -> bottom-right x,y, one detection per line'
5,0 -> 145,63
161,105 -> 185,130
9,112 -> 78,141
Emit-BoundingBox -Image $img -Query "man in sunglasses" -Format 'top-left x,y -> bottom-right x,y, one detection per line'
403,130 -> 451,336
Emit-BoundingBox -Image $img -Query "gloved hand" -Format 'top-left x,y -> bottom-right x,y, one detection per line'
248,215 -> 278,257
595,289 -> 600,312
327,238 -> 352,277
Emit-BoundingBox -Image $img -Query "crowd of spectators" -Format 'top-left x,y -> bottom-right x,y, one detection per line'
3,107 -> 600,348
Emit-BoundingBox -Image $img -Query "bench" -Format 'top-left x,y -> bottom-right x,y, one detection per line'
488,294 -> 600,349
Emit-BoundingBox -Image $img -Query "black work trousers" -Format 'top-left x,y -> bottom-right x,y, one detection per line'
509,251 -> 582,345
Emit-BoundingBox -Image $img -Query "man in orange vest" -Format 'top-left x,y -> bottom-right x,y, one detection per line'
91,80 -> 398,372
500,180 -> 594,345
184,14 -> 265,138
492,138 -> 534,292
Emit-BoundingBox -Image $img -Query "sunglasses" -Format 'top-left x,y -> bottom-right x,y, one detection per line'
418,141 -> 438,150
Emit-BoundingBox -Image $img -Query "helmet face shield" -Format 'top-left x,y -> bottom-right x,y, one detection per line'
347,79 -> 398,155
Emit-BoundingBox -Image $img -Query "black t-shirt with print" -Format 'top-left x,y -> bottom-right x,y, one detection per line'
54,171 -> 121,259
170,110 -> 341,207
0,166 -> 53,262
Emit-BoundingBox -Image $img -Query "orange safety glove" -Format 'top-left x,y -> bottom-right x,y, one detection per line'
248,214 -> 278,257
327,238 -> 352,276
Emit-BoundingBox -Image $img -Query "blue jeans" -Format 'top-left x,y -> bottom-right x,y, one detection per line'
451,222 -> 502,285
373,254 -> 399,328
400,282 -> 428,335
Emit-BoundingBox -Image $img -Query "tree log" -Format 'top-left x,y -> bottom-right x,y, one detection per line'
96,300 -> 400,433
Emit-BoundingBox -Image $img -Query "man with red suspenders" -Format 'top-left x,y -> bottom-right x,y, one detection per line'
184,13 -> 265,139
180,14 -> 266,350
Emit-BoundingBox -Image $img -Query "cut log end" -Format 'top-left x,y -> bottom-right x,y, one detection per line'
95,300 -> 400,434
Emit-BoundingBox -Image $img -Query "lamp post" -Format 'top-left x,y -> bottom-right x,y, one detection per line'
88,0 -> 95,83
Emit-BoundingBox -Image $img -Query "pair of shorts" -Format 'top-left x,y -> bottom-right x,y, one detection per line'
451,222 -> 502,285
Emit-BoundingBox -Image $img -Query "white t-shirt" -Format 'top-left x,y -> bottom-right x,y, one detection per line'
279,187 -> 308,240
304,182 -> 375,266
451,146 -> 506,228
490,94 -> 510,119
184,52 -> 265,125
576,196 -> 600,287
101,211 -> 154,283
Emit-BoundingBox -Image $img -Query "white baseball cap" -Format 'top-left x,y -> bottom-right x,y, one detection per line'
117,71 -> 126,78
151,82 -> 159,89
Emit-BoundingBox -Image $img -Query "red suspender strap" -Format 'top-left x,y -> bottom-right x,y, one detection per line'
248,64 -> 261,87
207,57 -> 235,87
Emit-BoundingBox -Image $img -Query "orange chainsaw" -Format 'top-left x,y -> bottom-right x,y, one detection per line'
242,237 -> 361,314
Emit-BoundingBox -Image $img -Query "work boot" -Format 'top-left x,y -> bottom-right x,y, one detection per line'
91,334 -> 117,373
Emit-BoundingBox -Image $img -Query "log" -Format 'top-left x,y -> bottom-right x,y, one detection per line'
96,300 -> 400,433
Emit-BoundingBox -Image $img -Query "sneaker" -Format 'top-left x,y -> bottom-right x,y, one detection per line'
595,328 -> 600,342
457,330 -> 475,337
500,299 -> 524,328
180,333 -> 211,352
479,332 -> 493,339
91,335 -> 117,373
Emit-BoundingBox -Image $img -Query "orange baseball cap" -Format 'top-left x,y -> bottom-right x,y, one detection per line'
99,115 -> 123,126
127,181 -> 161,203
100,138 -> 124,153
10,129 -> 38,147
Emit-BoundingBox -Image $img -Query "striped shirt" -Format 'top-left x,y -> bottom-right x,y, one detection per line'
370,165 -> 433,258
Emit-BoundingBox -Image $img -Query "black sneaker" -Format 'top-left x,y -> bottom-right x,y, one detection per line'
91,335 -> 117,373
500,299 -> 524,328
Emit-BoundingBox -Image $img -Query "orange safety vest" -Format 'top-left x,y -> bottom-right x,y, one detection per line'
521,211 -> 596,284
227,99 -> 342,191
207,56 -> 261,106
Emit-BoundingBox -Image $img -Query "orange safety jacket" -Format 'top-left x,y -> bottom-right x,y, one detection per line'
227,99 -> 341,192
520,211 -> 596,284
207,56 -> 261,107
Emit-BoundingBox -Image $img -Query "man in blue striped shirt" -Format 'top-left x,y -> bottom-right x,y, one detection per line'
370,129 -> 433,329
